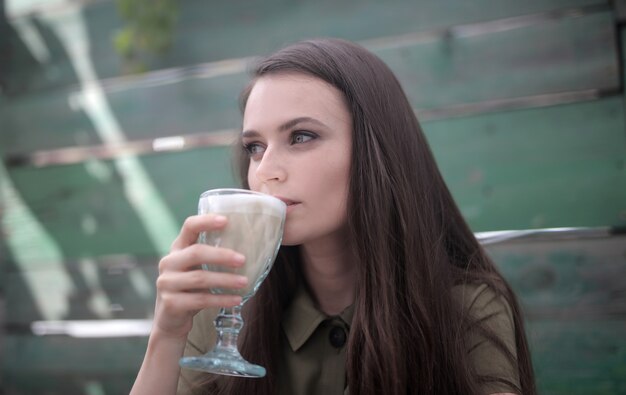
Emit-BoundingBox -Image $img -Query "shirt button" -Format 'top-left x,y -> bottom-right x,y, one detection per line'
329,326 -> 347,348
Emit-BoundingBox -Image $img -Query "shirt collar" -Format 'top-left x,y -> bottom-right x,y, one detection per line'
281,282 -> 355,352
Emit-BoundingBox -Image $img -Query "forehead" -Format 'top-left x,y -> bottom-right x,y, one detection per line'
243,73 -> 350,126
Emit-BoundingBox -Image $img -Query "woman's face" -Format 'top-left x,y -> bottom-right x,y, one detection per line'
243,73 -> 352,246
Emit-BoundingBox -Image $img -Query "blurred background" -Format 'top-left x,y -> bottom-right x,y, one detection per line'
1,0 -> 625,394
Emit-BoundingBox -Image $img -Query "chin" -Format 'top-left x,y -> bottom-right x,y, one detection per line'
279,228 -> 309,246
280,236 -> 302,247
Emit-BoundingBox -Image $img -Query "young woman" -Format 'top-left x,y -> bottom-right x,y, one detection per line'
131,38 -> 536,395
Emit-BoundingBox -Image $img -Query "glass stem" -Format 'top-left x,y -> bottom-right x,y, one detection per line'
213,305 -> 244,357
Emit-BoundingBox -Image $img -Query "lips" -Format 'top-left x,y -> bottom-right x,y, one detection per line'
274,196 -> 300,207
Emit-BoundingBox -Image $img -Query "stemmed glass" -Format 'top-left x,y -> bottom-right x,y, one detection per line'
179,188 -> 286,377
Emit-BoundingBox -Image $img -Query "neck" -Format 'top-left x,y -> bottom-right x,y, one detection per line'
300,231 -> 357,316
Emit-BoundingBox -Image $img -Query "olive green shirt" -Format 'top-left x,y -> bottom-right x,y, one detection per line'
177,283 -> 520,395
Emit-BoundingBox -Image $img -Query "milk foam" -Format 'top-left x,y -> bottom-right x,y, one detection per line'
199,192 -> 286,217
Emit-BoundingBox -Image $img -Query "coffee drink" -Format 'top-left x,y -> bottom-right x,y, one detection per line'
199,192 -> 286,300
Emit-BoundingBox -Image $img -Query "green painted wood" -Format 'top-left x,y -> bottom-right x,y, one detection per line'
3,336 -> 147,374
484,235 -> 626,393
485,235 -> 626,320
3,162 -> 159,260
105,10 -> 620,139
528,321 -> 626,395
2,98 -> 624,270
1,11 -> 618,155
3,0 -> 608,96
156,0 -> 611,75
3,373 -> 138,395
2,335 -> 146,394
2,146 -> 237,264
3,321 -> 624,394
138,146 -> 241,221
423,96 -> 626,231
1,2 -> 623,393
2,234 -> 624,394
3,259 -> 157,324
378,11 -> 617,109
105,74 -> 249,144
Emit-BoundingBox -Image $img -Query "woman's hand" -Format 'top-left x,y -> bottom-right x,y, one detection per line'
152,214 -> 249,339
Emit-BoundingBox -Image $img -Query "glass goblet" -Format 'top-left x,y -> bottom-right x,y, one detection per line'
179,188 -> 286,377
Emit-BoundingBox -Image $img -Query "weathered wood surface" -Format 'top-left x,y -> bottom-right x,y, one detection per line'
3,0 -> 609,96
2,98 -> 624,273
2,146 -> 238,264
3,257 -> 157,324
424,97 -> 626,231
1,234 -> 624,394
0,9 -> 618,154
485,234 -> 626,395
3,336 -> 146,395
1,1 -> 625,394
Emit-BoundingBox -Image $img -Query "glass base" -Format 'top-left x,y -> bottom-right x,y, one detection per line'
179,352 -> 266,378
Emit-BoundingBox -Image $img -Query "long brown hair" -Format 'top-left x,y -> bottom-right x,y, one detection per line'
205,38 -> 536,395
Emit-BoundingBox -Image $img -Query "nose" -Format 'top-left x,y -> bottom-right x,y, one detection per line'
253,146 -> 287,184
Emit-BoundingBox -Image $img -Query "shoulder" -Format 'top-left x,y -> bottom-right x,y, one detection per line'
452,283 -> 521,395
451,282 -> 515,326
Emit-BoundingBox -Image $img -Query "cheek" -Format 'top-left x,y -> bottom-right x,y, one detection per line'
326,153 -> 351,197
302,156 -> 350,226
246,163 -> 258,191
301,150 -> 349,200
280,157 -> 350,245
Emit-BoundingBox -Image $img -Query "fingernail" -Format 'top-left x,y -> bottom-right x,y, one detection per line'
234,253 -> 246,264
237,276 -> 249,286
214,215 -> 227,223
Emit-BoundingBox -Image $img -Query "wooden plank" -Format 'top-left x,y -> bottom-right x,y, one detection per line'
3,258 -> 157,324
423,96 -> 626,231
106,10 -> 620,138
4,231 -> 623,326
138,146 -> 241,221
377,11 -> 617,109
156,0 -> 610,70
3,161 -> 159,259
3,0 -> 608,96
0,73 -> 250,155
2,233 -> 624,394
3,335 -> 147,374
485,234 -> 626,393
2,335 -> 146,395
528,321 -> 626,395
1,11 -> 618,155
105,73 -> 249,144
3,322 -> 624,394
485,235 -> 626,320
2,146 -> 238,264
3,373 -> 138,395
1,98 -> 624,271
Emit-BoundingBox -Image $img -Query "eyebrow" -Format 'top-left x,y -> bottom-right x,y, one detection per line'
242,116 -> 329,138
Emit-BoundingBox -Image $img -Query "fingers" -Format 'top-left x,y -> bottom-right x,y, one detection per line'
159,244 -> 245,274
157,270 -> 249,293
153,265 -> 246,333
171,214 -> 228,251
159,291 -> 242,312
152,214 -> 247,338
